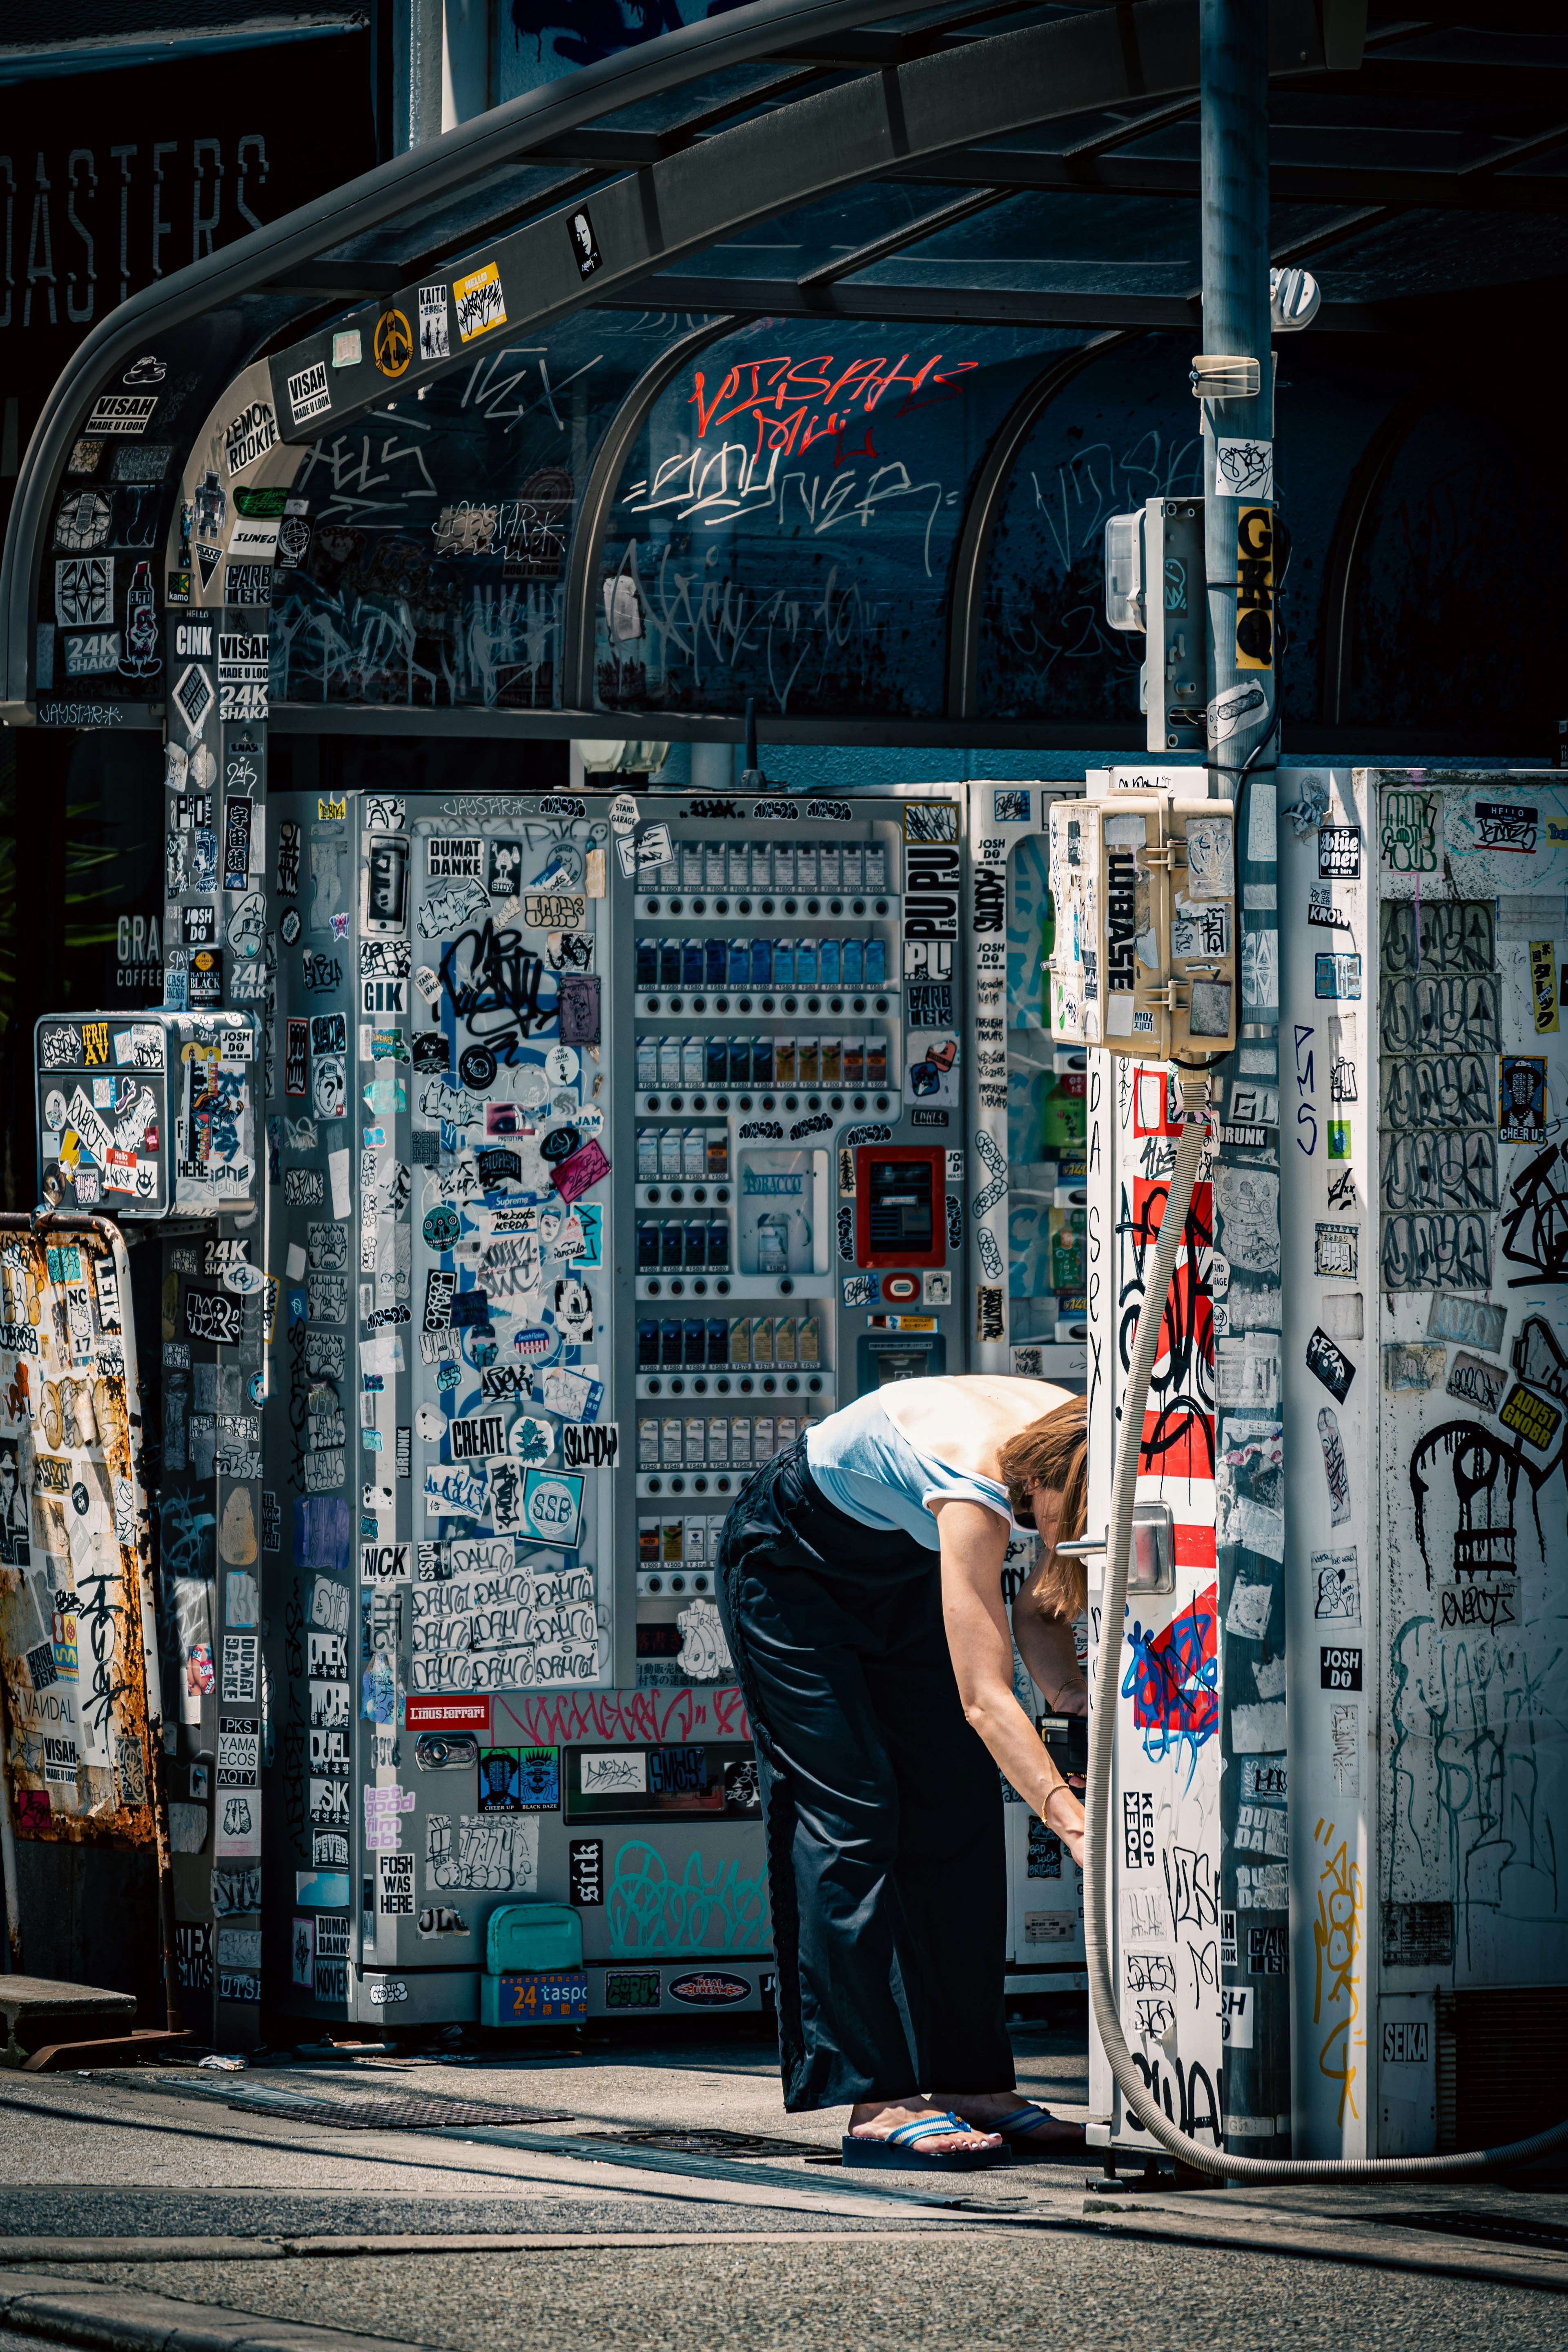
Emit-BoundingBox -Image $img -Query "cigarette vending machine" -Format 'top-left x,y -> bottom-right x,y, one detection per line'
262,777 -> 1044,2030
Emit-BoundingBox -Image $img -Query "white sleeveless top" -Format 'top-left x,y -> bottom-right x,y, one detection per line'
804,1389 -> 1023,1552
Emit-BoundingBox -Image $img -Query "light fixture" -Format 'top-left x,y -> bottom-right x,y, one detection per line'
1102,512 -> 1145,633
1270,265 -> 1321,332
1189,354 -> 1261,401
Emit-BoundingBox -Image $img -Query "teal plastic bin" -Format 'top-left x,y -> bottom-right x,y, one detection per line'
485,1902 -> 582,1975
481,1904 -> 587,2029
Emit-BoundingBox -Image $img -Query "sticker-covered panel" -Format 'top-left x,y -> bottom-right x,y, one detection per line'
1371,773 -> 1568,2002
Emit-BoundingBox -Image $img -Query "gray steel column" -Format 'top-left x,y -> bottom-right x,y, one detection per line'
1201,0 -> 1275,788
395,0 -> 446,151
1200,0 -> 1290,2162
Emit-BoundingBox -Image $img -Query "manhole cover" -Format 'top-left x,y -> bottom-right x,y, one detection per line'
582,2127 -> 825,2159
228,2095 -> 575,2131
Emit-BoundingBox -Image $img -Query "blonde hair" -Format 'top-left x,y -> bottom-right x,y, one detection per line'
997,1394 -> 1089,1618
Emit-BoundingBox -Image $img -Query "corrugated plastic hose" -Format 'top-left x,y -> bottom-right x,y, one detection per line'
1084,1072 -> 1568,2180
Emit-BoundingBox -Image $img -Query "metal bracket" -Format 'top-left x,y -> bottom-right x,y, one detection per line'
1056,1500 -> 1176,1595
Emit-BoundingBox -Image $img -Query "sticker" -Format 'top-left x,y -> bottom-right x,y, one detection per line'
222,401 -> 277,475
1306,1327 -> 1355,1403
1312,1549 -> 1360,1622
521,1468 -> 584,1549
1215,439 -> 1272,499
56,555 -> 113,626
1499,1381 -> 1562,1453
667,1971 -> 751,2007
560,1422 -> 617,1470
405,1696 -> 492,1733
1499,1055 -> 1546,1141
419,285 -> 450,361
1306,885 -> 1351,933
1208,680 -> 1267,744
568,206 -> 602,279
453,260 -> 507,342
1528,941 -> 1559,1034
558,975 -> 601,1047
635,821 -> 673,871
1314,952 -> 1361,1001
1467,800 -> 1538,854
551,1137 -> 609,1205
287,360 -> 332,425
373,308 -> 412,379
1318,826 -> 1361,880
1380,788 -> 1440,876
1321,1646 -> 1363,1693
1428,1294 -> 1506,1353
1513,1314 -> 1568,1403
1448,1350 -> 1506,1415
1383,1342 -> 1445,1393
902,800 -> 958,844
172,662 -> 214,741
1313,1223 -> 1358,1278
85,394 -> 157,436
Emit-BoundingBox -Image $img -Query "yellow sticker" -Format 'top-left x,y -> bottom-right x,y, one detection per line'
1528,938 -> 1559,1033
317,793 -> 346,820
373,308 -> 412,379
1235,503 -> 1274,671
453,261 -> 507,343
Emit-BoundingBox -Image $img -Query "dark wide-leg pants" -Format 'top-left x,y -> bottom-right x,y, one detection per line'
716,1435 -> 1014,2112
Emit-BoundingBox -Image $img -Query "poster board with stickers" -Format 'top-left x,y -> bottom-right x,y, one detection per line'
0,1217 -> 158,1846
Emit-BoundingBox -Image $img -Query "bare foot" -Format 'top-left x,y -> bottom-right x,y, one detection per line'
931,2091 -> 1085,2151
848,2097 -> 1003,2154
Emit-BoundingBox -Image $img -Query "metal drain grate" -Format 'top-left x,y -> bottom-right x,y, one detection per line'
579,2126 -> 827,2159
227,2094 -> 575,2131
1374,2210 -> 1568,2254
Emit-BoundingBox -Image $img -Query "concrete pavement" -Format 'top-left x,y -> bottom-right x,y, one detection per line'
1,2013 -> 1566,2349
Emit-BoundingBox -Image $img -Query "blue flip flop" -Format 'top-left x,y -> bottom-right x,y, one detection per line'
842,2111 -> 1013,2170
982,2104 -> 1086,2163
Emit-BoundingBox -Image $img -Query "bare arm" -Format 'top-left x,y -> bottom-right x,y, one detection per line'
934,1499 -> 1085,1864
1012,1595 -> 1088,1716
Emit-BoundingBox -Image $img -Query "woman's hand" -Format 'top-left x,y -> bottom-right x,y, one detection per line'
1044,1782 -> 1086,1869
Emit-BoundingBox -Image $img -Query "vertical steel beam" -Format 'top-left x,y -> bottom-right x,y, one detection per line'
1200,0 -> 1275,788
944,334 -> 1134,720
1200,0 -> 1289,2161
558,315 -> 738,714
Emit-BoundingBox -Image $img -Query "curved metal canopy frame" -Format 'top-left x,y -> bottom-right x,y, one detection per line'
42,0 -> 1568,752
0,0 -> 1003,719
2,0 -> 1362,737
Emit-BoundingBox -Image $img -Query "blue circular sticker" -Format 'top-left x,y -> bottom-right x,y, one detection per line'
422,1205 -> 461,1248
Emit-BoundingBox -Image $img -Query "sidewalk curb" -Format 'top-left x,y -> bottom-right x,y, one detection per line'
0,2273 -> 432,2352
1080,2204 -> 1568,2297
0,2230 -> 975,2267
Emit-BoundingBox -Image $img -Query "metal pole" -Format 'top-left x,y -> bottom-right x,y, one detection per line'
1199,0 -> 1289,2161
1201,0 -> 1276,793
0,1677 -> 24,1972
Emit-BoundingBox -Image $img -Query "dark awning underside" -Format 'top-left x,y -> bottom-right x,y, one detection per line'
6,0 -> 1564,751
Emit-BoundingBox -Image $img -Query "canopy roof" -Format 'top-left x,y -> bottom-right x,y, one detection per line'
6,0 -> 1564,751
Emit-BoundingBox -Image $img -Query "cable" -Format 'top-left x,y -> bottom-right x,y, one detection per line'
1084,1068 -> 1568,2180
